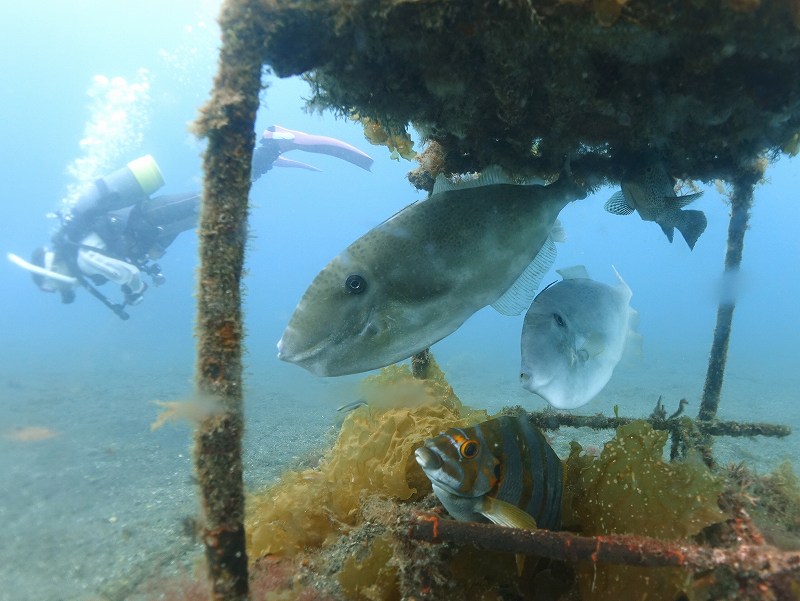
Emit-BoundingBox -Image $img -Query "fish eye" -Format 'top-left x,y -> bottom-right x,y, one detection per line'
344,274 -> 367,295
553,313 -> 566,327
459,439 -> 480,459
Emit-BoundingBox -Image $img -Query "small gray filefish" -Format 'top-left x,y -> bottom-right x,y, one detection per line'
520,266 -> 639,410
415,414 -> 562,530
604,161 -> 706,249
278,165 -> 585,376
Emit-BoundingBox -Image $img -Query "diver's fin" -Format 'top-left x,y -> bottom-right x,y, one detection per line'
556,265 -> 590,280
659,223 -> 675,243
480,496 -> 539,530
604,191 -> 635,215
674,209 -> 708,250
491,231 -> 559,316
583,332 -> 607,358
272,156 -> 323,172
431,165 -> 513,195
671,191 -> 704,209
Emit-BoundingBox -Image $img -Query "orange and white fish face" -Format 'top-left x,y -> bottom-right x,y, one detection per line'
415,415 -> 563,530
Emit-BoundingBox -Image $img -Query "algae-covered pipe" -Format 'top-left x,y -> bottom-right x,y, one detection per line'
192,1 -> 264,598
699,169 -> 761,424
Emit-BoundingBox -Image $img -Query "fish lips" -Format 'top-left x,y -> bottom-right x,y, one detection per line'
519,369 -> 554,393
276,330 -> 334,376
277,307 -> 380,377
415,446 -> 443,471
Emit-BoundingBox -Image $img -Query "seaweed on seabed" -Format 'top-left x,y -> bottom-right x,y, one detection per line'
725,460 -> 800,550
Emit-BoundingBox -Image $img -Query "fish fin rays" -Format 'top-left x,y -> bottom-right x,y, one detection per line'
549,219 -> 567,243
659,223 -> 676,243
672,191 -> 704,209
491,229 -> 561,316
480,496 -> 539,530
604,190 -> 635,215
431,165 -> 515,195
556,265 -> 590,280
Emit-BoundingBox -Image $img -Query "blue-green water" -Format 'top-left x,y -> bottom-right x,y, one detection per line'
0,1 -> 798,599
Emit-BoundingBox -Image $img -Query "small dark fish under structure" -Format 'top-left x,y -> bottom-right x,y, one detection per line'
605,161 -> 707,250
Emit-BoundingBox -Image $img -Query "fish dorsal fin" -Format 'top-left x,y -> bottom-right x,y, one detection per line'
604,190 -> 635,215
671,191 -> 704,209
611,265 -> 632,299
583,332 -> 607,358
491,228 -> 561,316
431,165 -> 513,195
556,265 -> 590,280
480,496 -> 539,530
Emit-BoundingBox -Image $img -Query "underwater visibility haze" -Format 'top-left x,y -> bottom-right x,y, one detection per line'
1,1 -> 800,599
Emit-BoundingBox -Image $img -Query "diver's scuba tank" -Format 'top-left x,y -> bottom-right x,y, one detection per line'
69,155 -> 165,217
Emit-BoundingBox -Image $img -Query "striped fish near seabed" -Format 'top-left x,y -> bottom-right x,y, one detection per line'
278,164 -> 585,377
604,161 -> 706,249
520,265 -> 640,410
415,415 -> 563,531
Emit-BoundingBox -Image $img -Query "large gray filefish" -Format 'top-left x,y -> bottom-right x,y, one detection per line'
278,165 -> 585,376
520,265 -> 639,410
415,414 -> 562,530
604,161 -> 706,249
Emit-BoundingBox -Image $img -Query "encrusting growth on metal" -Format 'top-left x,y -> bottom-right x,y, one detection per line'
411,349 -> 433,379
406,512 -> 800,598
191,0 -> 265,599
698,166 -> 763,466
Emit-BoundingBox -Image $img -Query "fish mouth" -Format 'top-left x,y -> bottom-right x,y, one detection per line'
520,370 -> 554,393
276,307 -> 377,376
276,329 -> 335,374
414,446 -> 442,471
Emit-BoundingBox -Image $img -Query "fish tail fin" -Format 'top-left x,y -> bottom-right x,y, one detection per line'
674,209 -> 708,250
659,223 -> 675,243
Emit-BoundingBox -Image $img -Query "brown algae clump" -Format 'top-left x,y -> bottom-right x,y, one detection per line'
563,421 -> 726,601
246,362 -> 486,558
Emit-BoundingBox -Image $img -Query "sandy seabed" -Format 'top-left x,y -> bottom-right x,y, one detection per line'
1,348 -> 797,601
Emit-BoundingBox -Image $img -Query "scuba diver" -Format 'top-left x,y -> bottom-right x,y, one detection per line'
8,125 -> 373,320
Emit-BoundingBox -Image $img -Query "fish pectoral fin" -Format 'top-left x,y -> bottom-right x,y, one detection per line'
491,231 -> 560,316
583,332 -> 607,358
604,191 -> 635,215
672,191 -> 704,208
479,496 -> 539,530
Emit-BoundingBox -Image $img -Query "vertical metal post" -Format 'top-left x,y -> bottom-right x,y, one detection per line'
411,349 -> 432,379
192,1 -> 264,598
697,167 -> 761,465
